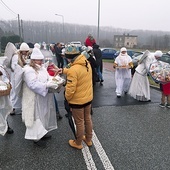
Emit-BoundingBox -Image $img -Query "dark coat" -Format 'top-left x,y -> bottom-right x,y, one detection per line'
93,44 -> 102,67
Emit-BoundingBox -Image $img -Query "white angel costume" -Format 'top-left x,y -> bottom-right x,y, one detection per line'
10,54 -> 22,112
22,48 -> 57,140
0,64 -> 12,136
3,42 -> 22,113
114,51 -> 132,96
128,51 -> 156,101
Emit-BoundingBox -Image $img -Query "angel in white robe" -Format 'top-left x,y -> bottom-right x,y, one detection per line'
0,61 -> 14,135
128,50 -> 157,101
22,47 -> 59,147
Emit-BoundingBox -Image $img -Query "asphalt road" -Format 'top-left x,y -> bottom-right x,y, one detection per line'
1,63 -> 170,170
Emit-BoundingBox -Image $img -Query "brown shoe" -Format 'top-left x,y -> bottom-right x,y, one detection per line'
83,135 -> 92,147
68,140 -> 83,149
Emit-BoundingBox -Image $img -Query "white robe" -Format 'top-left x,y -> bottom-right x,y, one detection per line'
114,54 -> 132,95
22,65 -> 57,140
10,54 -> 22,111
128,54 -> 156,101
0,66 -> 12,136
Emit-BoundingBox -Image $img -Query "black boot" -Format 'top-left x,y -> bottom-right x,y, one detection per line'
7,126 -> 14,134
34,140 -> 46,147
56,112 -> 63,120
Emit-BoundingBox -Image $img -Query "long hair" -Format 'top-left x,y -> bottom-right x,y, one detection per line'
17,51 -> 30,68
29,60 -> 40,72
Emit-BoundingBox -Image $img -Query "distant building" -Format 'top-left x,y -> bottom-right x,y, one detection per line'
114,34 -> 137,48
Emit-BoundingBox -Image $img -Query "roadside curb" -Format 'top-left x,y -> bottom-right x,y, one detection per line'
150,85 -> 160,91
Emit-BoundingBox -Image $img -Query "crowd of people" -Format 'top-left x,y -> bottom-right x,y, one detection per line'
0,34 -> 104,149
113,47 -> 170,108
1,33 -> 170,150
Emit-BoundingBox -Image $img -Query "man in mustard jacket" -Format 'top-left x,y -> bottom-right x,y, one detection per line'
63,44 -> 93,149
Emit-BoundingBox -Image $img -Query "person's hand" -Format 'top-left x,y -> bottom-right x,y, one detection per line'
57,68 -> 63,74
46,81 -> 58,89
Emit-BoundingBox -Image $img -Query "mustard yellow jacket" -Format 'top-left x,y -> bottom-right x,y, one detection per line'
63,54 -> 93,105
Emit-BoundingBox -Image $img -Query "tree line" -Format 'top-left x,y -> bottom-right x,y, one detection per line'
0,20 -> 170,51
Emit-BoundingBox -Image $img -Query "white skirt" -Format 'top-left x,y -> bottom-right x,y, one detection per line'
0,96 -> 12,136
128,72 -> 150,101
25,119 -> 48,140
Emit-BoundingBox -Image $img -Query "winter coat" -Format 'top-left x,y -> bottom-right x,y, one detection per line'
63,54 -> 93,107
93,44 -> 102,67
85,37 -> 96,47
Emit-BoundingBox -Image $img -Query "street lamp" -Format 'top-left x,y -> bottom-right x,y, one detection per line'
97,0 -> 100,44
55,14 -> 65,43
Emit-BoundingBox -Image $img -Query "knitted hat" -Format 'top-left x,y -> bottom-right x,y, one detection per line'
34,43 -> 41,49
20,42 -> 29,51
30,47 -> 44,59
154,50 -> 163,58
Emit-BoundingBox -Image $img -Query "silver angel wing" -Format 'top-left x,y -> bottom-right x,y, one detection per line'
40,49 -> 53,59
138,50 -> 150,64
4,42 -> 17,68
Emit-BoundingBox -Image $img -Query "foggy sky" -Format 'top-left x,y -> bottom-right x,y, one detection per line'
0,0 -> 170,32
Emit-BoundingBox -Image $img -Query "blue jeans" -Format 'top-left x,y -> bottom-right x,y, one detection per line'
53,94 -> 59,113
96,66 -> 103,81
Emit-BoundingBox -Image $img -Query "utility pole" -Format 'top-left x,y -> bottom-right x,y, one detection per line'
55,14 -> 65,43
18,14 -> 21,43
21,19 -> 24,41
97,0 -> 100,45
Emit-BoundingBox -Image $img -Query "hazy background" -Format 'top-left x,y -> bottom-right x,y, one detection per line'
1,0 -> 170,32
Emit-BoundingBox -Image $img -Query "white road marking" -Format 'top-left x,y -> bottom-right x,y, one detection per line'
92,130 -> 115,170
82,143 -> 97,170
82,130 -> 115,170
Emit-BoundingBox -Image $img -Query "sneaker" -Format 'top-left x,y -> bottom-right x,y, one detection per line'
159,103 -> 165,108
117,93 -> 121,98
68,140 -> 83,149
82,135 -> 92,147
10,108 -> 15,115
100,82 -> 103,86
166,104 -> 170,108
117,95 -> 121,98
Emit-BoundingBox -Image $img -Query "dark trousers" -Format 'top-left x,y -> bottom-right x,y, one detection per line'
56,56 -> 64,68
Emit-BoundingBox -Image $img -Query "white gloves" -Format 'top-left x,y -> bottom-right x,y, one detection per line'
46,81 -> 58,89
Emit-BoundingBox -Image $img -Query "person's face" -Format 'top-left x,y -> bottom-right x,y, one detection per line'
33,59 -> 43,66
121,51 -> 126,54
21,51 -> 29,55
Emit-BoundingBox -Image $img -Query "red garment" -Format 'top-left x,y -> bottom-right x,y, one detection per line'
47,64 -> 55,76
162,83 -> 170,95
85,37 -> 96,47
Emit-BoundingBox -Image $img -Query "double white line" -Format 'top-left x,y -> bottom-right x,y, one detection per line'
82,130 -> 115,170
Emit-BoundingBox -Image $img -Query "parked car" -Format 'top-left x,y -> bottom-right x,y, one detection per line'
70,41 -> 82,47
101,48 -> 117,59
132,52 -> 144,67
132,52 -> 170,67
114,50 -> 142,59
159,53 -> 170,64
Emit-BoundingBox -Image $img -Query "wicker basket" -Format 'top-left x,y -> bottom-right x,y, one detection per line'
0,83 -> 12,97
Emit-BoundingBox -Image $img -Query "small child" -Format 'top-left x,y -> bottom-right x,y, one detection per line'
45,58 -> 59,76
45,58 -> 63,120
159,83 -> 170,108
